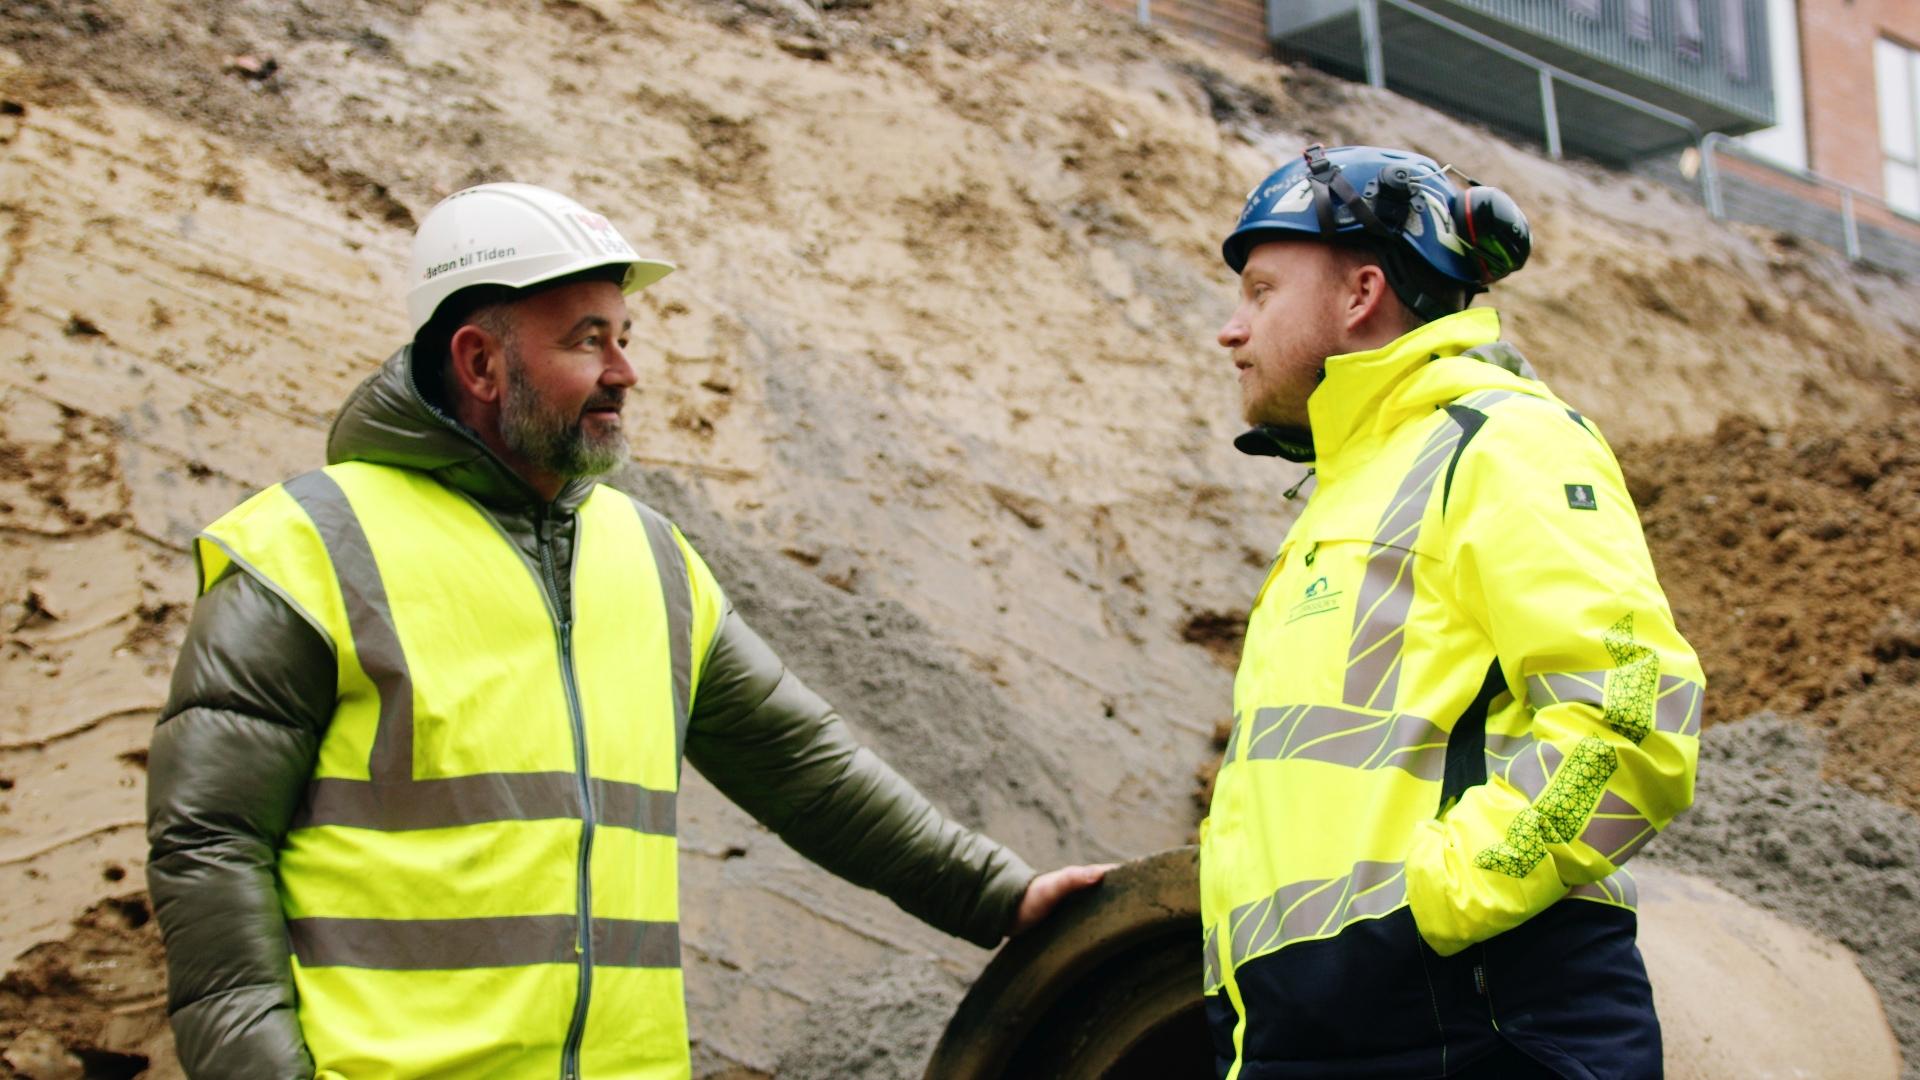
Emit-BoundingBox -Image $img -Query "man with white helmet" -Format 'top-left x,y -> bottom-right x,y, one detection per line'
146,183 -> 1109,1077
1199,146 -> 1704,1078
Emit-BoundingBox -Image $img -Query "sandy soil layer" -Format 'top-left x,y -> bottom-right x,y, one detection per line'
0,895 -> 175,1080
1,0 -> 1916,1075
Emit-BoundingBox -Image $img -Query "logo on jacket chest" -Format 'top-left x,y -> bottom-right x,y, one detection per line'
1286,574 -> 1343,624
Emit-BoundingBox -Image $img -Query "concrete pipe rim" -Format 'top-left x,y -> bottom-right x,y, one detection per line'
925,846 -> 1204,1080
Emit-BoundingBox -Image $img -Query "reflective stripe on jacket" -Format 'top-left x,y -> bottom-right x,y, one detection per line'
196,461 -> 723,1079
1199,308 -> 1703,1077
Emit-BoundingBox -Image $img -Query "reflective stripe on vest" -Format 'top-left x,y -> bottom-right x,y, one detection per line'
197,463 -> 710,1079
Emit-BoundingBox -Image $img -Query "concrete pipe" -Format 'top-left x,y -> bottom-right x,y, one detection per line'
925,847 -> 1209,1079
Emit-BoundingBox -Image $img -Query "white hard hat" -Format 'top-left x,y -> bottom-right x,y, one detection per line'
405,182 -> 676,335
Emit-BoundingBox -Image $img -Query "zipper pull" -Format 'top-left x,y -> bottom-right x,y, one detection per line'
1283,467 -> 1316,501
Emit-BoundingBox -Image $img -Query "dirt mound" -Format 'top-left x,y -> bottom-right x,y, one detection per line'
767,955 -> 963,1080
3,0 -> 1920,1074
1648,714 -> 1920,1076
0,894 -> 175,1080
616,465 -> 1088,859
1628,415 -> 1920,809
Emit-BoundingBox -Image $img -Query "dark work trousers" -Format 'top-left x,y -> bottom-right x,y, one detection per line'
1208,903 -> 1662,1079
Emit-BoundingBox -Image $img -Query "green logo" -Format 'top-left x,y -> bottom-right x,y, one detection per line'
1565,483 -> 1597,511
1287,576 -> 1341,624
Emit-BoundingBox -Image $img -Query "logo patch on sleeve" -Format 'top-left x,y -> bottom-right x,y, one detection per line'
1565,483 -> 1598,511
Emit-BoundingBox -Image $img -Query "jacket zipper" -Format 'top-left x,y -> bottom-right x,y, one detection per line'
540,511 -> 596,1080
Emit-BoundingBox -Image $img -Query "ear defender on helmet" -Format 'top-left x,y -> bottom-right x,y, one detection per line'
1454,185 -> 1531,284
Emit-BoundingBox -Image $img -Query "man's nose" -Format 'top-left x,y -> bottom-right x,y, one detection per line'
604,342 -> 639,387
1218,309 -> 1249,350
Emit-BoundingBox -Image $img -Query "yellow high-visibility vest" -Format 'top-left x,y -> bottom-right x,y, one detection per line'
196,461 -> 724,1079
1199,310 -> 1703,1075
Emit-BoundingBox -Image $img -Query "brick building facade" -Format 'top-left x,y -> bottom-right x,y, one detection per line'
1794,0 -> 1920,212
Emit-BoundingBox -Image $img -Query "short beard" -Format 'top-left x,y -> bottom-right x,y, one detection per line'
498,339 -> 628,481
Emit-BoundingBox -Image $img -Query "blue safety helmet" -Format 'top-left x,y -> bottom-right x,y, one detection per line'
1222,145 -> 1531,323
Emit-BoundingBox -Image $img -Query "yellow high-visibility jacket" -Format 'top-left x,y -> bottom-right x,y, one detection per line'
1200,309 -> 1703,1077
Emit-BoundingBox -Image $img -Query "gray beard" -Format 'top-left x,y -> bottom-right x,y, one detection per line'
499,344 -> 627,481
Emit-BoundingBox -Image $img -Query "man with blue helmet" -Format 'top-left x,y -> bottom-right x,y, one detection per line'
1198,145 -> 1704,1078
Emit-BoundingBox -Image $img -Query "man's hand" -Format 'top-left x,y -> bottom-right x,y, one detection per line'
1011,863 -> 1120,936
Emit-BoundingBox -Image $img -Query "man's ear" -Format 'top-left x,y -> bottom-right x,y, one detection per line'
1344,262 -> 1395,335
448,322 -> 506,407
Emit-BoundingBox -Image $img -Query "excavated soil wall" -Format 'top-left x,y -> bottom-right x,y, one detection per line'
1,0 -> 1916,1075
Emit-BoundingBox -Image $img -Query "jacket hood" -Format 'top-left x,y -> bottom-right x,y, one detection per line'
325,346 -> 597,512
1304,308 -> 1558,476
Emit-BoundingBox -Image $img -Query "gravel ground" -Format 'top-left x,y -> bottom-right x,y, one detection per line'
1647,714 -> 1920,1077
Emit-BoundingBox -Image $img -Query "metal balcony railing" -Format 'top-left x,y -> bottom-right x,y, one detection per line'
1697,134 -> 1920,275
1365,0 -> 1704,160
1446,0 -> 1774,124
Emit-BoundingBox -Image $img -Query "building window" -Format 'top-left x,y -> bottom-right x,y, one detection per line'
1877,38 -> 1920,214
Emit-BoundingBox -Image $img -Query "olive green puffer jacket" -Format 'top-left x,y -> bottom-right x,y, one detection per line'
145,347 -> 1035,1078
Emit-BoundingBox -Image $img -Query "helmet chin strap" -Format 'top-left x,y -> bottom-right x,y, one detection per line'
1304,145 -> 1394,238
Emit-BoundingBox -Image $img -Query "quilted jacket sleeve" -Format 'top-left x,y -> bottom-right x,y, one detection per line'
683,605 -> 1036,948
1406,400 -> 1703,956
146,569 -> 331,1078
